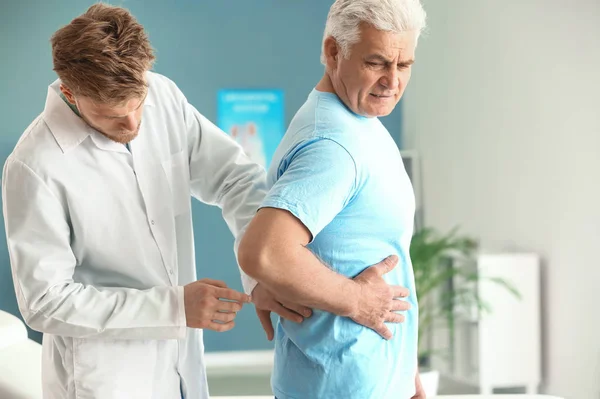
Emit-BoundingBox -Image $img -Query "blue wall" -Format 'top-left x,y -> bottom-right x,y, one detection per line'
0,0 -> 403,352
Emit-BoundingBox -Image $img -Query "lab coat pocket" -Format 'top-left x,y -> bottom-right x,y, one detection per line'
73,338 -> 158,398
161,150 -> 190,216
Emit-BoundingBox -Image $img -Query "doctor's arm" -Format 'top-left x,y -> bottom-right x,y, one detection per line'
180,98 -> 311,324
2,158 -> 246,340
183,100 -> 265,295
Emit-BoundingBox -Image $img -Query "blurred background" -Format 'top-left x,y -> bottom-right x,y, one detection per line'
0,1 -> 598,398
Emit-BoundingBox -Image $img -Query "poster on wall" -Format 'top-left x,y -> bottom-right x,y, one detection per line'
218,89 -> 285,170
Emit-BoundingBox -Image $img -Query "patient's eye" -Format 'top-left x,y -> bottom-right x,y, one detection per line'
366,61 -> 385,69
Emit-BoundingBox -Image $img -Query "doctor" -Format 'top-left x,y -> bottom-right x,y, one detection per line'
2,4 -> 410,399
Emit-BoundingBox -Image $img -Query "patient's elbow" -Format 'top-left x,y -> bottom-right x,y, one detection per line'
238,238 -> 272,279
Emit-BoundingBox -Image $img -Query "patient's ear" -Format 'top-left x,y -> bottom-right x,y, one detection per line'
323,36 -> 341,70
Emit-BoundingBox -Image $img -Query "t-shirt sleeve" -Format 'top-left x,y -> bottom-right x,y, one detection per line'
260,137 -> 357,241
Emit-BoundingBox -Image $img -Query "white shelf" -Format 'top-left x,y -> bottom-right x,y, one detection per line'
441,253 -> 542,394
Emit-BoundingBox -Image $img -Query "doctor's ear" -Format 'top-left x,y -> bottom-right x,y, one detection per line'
323,36 -> 341,69
59,84 -> 77,105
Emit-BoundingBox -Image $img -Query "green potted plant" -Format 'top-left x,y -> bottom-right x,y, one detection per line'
410,226 -> 519,396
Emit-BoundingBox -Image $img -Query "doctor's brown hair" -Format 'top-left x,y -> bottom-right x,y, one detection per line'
50,3 -> 155,105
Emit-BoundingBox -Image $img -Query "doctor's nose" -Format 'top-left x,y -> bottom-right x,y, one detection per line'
122,114 -> 138,132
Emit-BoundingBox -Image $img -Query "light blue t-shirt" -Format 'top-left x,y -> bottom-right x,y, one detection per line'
260,90 -> 419,399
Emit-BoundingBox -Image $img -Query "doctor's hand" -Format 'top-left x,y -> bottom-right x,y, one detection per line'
350,255 -> 411,340
184,278 -> 251,332
252,284 -> 312,341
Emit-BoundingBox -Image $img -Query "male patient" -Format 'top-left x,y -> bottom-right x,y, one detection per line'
238,0 -> 427,398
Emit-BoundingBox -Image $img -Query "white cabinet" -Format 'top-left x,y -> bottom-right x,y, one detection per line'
443,253 -> 542,394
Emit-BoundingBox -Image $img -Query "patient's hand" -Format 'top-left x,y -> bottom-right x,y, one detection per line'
252,284 -> 313,341
411,372 -> 426,398
350,255 -> 411,340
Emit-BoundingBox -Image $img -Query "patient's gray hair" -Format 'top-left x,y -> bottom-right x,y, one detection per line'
320,0 -> 427,65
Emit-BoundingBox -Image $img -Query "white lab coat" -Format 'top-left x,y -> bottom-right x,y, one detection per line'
2,72 -> 263,399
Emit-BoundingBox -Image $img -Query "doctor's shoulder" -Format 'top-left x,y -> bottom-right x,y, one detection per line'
4,113 -> 69,183
8,115 -> 54,161
145,71 -> 190,110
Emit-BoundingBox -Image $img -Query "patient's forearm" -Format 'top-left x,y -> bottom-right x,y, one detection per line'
240,244 -> 359,317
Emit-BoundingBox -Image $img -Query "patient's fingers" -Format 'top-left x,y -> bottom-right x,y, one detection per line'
256,309 -> 274,341
272,302 -> 304,324
391,285 -> 410,298
391,299 -> 411,312
280,301 -> 312,318
384,312 -> 405,324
